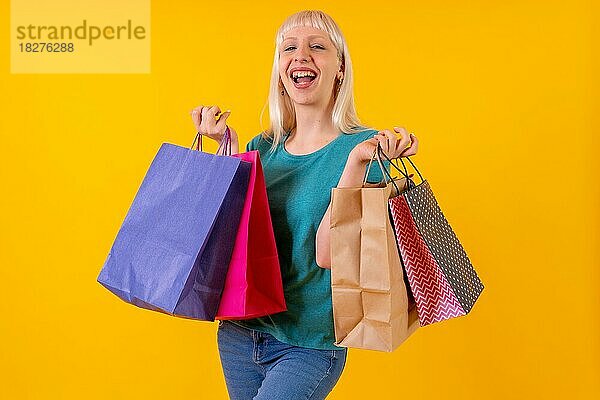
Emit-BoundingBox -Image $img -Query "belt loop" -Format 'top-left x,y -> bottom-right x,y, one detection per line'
253,330 -> 264,344
252,330 -> 259,362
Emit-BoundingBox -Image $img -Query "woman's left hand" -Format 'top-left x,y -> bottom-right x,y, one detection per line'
349,126 -> 419,165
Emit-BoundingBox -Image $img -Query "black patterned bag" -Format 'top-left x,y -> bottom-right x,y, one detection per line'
379,146 -> 484,326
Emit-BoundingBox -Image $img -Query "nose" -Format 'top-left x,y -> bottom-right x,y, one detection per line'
294,44 -> 311,62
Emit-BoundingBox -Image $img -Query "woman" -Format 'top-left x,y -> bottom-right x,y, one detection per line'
190,10 -> 419,400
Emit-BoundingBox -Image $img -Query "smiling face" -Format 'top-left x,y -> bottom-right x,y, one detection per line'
278,26 -> 343,107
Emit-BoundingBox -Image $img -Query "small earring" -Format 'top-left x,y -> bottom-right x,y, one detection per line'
281,89 -> 285,95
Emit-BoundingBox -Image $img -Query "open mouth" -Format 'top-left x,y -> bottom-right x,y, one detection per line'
291,71 -> 318,88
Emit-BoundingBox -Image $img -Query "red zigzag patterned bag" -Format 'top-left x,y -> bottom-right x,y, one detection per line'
378,146 -> 484,326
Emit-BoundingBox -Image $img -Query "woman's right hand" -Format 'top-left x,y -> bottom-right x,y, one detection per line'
189,105 -> 234,144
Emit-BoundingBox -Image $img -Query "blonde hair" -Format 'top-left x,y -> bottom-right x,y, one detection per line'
259,10 -> 372,152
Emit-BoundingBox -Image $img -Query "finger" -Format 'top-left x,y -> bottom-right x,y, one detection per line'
377,131 -> 394,155
201,106 -> 212,116
197,106 -> 211,133
367,136 -> 380,150
401,133 -> 419,156
394,126 -> 410,152
381,130 -> 398,156
191,107 -> 203,126
209,106 -> 224,133
375,134 -> 392,158
402,147 -> 417,157
364,137 -> 380,160
392,126 -> 411,155
379,129 -> 394,144
365,136 -> 379,149
200,105 -> 210,121
201,106 -> 215,130
398,133 -> 416,155
392,126 -> 408,141
191,106 -> 203,116
209,105 -> 222,119
376,132 -> 390,145
215,110 -> 232,131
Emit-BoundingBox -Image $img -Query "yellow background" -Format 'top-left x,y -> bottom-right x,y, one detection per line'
1,0 -> 598,398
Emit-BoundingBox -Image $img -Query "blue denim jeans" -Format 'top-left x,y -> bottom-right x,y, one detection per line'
217,320 -> 348,399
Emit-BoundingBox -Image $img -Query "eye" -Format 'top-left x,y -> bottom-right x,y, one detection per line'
283,44 -> 325,51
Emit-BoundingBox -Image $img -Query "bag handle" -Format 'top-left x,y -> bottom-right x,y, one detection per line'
363,143 -> 404,194
191,132 -> 203,151
376,146 -> 425,190
363,143 -> 387,185
216,126 -> 232,155
190,126 -> 231,155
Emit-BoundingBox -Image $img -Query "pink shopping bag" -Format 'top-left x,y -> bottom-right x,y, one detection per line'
215,130 -> 287,319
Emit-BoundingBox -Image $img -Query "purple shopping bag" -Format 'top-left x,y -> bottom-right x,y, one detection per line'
97,135 -> 251,321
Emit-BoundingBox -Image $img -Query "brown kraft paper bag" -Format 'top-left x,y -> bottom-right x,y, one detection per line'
330,181 -> 420,352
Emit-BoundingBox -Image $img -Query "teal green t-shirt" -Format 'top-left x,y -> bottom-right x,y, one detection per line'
231,128 -> 390,350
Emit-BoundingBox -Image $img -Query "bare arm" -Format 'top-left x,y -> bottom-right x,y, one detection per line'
315,127 -> 419,269
315,152 -> 368,269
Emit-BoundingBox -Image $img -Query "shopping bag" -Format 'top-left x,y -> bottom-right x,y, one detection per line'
215,130 -> 287,319
383,149 -> 485,326
330,149 -> 420,352
97,131 -> 251,321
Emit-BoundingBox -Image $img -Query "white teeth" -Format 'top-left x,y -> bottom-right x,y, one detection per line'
291,70 -> 316,79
